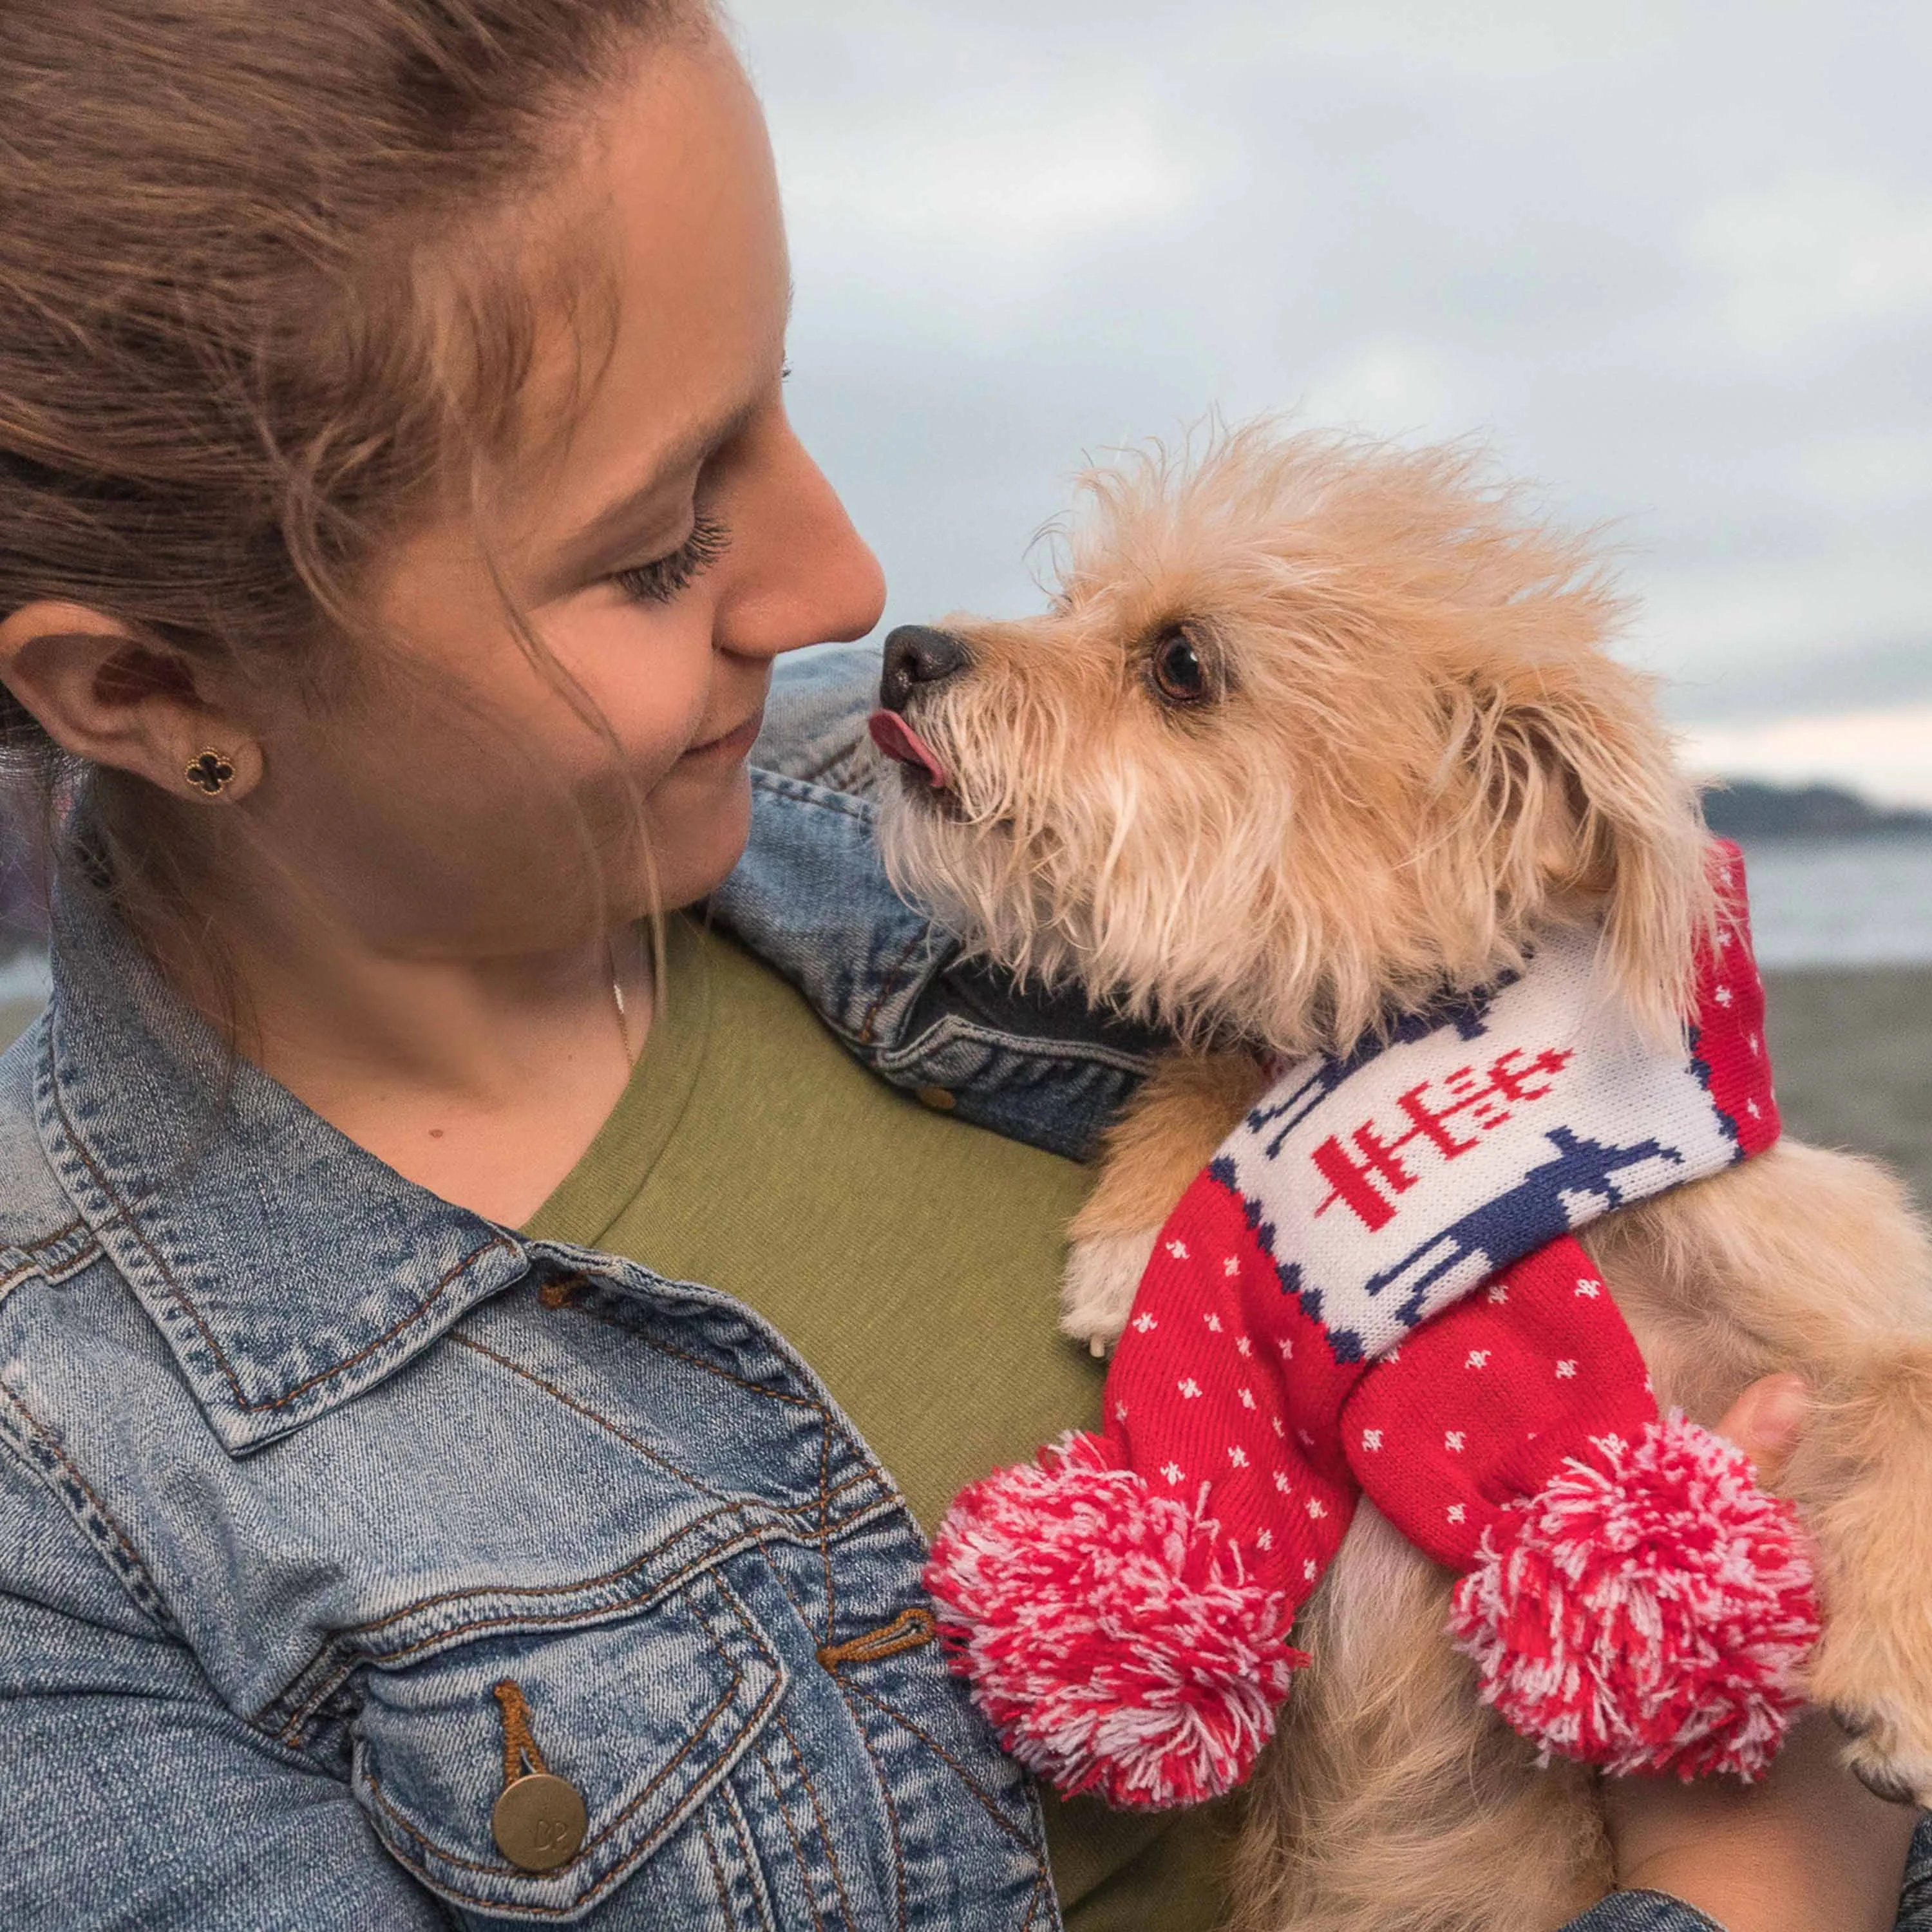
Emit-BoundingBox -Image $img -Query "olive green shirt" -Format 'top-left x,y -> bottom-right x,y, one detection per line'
526,915 -> 1235,1929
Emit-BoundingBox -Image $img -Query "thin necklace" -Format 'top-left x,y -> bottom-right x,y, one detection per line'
607,930 -> 639,1070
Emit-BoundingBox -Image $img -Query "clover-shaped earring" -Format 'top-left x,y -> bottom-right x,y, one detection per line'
185,749 -> 238,797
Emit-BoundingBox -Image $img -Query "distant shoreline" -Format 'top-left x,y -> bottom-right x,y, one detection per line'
1732,824 -> 1932,840
1704,778 -> 1932,841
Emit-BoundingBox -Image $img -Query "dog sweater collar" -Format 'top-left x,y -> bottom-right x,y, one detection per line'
926,843 -> 1819,1810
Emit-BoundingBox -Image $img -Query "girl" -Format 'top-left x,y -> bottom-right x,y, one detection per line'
0,1 -> 1918,1924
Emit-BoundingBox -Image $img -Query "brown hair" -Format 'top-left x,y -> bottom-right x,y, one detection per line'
0,0 -> 708,956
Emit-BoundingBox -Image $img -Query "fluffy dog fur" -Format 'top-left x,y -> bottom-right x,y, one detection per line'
875,424 -> 1932,1932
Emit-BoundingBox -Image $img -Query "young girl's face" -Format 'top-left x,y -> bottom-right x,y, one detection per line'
248,31 -> 885,956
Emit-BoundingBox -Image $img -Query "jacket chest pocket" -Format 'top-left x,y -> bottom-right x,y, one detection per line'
348,1567 -> 788,1924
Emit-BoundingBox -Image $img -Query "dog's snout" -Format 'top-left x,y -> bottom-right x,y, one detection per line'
880,625 -> 969,713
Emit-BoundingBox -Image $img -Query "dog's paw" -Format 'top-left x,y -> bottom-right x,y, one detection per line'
1831,1700 -> 1932,1808
1061,1227 -> 1159,1356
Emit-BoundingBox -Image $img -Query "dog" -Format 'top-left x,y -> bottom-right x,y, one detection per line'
866,424 -> 1932,1932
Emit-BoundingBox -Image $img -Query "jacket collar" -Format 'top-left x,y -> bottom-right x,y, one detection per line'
35,875 -> 531,1455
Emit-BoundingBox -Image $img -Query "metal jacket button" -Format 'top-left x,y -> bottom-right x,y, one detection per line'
914,1085 -> 956,1112
493,1772 -> 588,1872
490,1679 -> 585,1871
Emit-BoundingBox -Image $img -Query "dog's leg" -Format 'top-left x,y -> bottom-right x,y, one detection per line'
1061,1048 -> 1270,1352
1229,1502 -> 1607,1932
1585,1139 -> 1932,1806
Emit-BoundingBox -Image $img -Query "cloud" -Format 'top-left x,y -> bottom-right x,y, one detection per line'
1298,342 -> 1466,435
1689,178 -> 1932,357
782,115 -> 1197,256
732,0 -> 1932,735
1633,549 -> 1932,700
1683,706 -> 1932,810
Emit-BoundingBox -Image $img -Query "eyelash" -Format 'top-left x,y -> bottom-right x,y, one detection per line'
611,514 -> 732,605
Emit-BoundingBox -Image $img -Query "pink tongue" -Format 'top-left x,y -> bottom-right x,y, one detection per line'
867,708 -> 950,789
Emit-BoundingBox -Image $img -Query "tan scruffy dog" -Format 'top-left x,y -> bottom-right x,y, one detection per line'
867,424 -> 1932,1932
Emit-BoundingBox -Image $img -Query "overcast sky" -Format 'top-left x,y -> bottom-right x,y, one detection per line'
727,0 -> 1932,805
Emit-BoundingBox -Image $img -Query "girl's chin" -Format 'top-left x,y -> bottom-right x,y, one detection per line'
643,774 -> 754,910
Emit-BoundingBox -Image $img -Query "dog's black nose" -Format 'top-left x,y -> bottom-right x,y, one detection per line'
880,625 -> 969,713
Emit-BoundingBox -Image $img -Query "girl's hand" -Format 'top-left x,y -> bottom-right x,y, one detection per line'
1600,1376 -> 1922,1932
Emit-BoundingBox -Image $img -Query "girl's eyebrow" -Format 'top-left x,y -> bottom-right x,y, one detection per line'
545,388 -> 766,586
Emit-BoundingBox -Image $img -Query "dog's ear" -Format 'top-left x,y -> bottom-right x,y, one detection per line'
1449,652 -> 1712,1037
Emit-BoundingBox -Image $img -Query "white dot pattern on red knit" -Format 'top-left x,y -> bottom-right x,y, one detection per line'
1097,841 -> 1777,1611
1108,1177 -> 1362,1597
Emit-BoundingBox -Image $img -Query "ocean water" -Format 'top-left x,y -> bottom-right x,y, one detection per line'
0,837 -> 1924,1002
1737,835 -> 1932,970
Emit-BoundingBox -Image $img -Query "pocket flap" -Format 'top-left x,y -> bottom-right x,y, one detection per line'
352,1569 -> 787,1922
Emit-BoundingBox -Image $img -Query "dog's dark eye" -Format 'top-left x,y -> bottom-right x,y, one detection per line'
1150,626 -> 1208,705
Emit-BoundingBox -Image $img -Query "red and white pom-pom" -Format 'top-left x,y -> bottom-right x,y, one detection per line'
1448,1413 -> 1820,1780
923,1431 -> 1305,1810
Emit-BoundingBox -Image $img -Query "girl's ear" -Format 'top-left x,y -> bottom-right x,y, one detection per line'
0,601 -> 262,802
1466,652 -> 1712,1037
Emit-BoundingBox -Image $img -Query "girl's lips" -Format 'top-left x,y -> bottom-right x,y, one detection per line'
684,709 -> 764,763
867,708 -> 950,788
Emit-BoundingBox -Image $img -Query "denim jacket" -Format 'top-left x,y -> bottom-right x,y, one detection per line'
0,646 -> 1921,1931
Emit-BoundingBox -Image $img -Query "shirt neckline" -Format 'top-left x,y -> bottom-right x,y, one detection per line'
521,913 -> 713,1247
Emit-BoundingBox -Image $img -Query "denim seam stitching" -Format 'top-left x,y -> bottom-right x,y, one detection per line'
21,1216 -> 85,1249
875,1014 -> 1157,1081
826,1669 -> 910,1932
0,1376 -> 178,1633
747,768 -> 878,828
0,1216 -> 91,1280
231,1233 -> 520,1414
364,1667 -> 743,1880
448,1331 -> 823,1506
358,1584 -> 784,1908
46,1061 -> 518,1416
698,1808 -> 734,1926
270,1495 -> 887,1744
45,1032 -> 521,1416
317,1472 -> 877,1645
833,1675 -> 1034,1846
432,1326 -> 868,1696
721,1779 -> 778,1932
0,1236 -> 101,1299
725,1543 -> 905,1929
858,927 -> 934,1048
754,1731 -> 835,1932
773,1705 -> 859,1924
698,1808 -> 738,1929
564,1289 -> 824,1410
1022,1866 -> 1055,1931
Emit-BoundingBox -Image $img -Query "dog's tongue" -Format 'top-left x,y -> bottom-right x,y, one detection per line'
867,708 -> 950,789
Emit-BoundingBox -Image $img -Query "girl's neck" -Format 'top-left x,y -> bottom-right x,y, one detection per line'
149,875 -> 654,1227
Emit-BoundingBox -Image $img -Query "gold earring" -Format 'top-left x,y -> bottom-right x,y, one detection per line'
184,748 -> 238,797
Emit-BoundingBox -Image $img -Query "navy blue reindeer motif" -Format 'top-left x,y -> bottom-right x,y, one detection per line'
1328,1126 -> 1687,1350
1248,978 -> 1513,1160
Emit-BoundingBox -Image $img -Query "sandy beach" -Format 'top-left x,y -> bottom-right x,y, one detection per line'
1765,966 -> 1932,1211
3,965 -> 1924,1212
